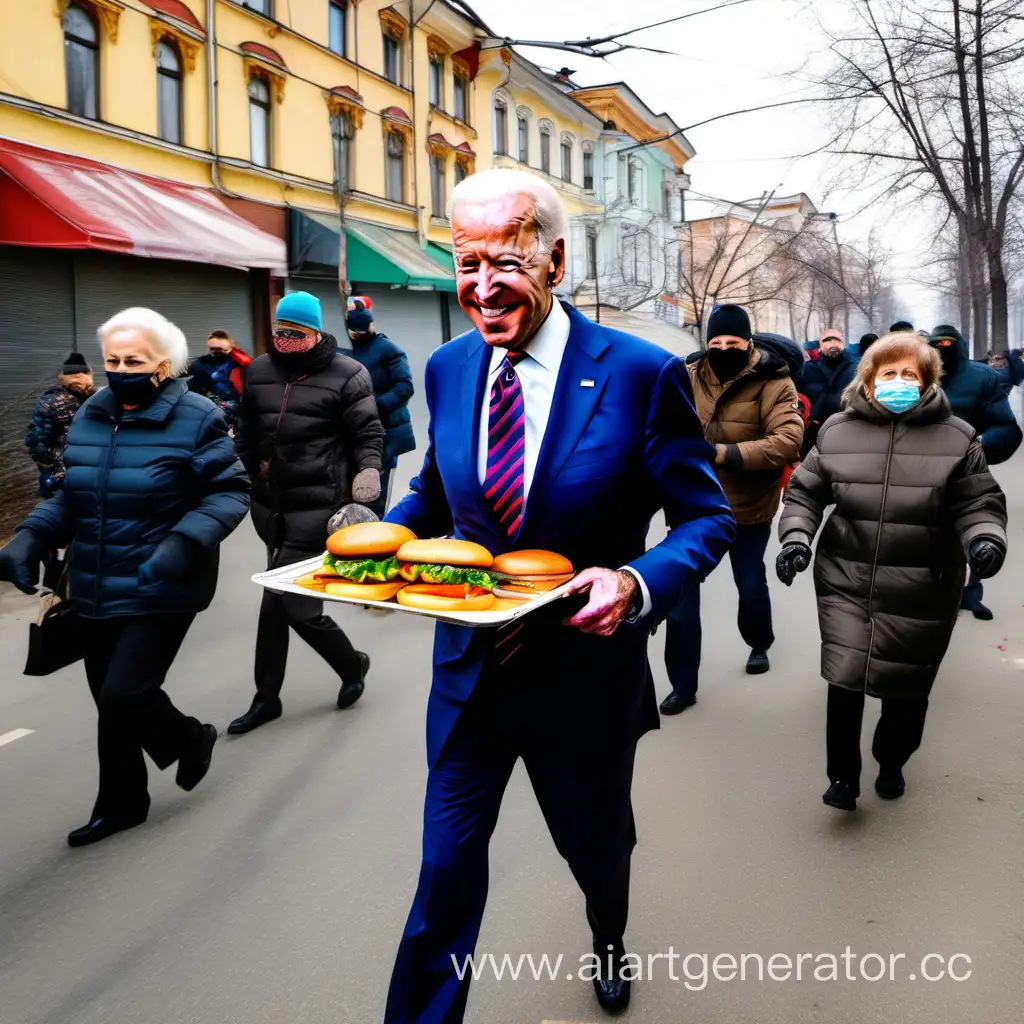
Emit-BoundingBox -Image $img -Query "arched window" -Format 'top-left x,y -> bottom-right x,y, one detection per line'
539,122 -> 552,175
64,4 -> 98,119
331,110 -> 353,194
517,114 -> 529,163
493,99 -> 508,156
560,134 -> 574,183
248,76 -> 271,167
582,143 -> 595,191
385,130 -> 405,202
156,40 -> 182,144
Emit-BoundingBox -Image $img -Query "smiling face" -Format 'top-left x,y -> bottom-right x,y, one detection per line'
103,329 -> 170,379
452,192 -> 565,351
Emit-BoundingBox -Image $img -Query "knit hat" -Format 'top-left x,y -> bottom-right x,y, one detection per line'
62,351 -> 90,375
706,304 -> 751,343
275,291 -> 322,331
890,320 -> 914,333
859,333 -> 878,352
346,295 -> 374,333
929,324 -> 960,343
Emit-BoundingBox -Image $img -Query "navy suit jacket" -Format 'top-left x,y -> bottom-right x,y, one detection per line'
387,304 -> 735,767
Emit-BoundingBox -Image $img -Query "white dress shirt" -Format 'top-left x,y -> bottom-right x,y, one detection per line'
476,299 -> 651,618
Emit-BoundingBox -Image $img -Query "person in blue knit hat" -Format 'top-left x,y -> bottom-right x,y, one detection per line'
344,296 -> 416,518
230,291 -> 386,736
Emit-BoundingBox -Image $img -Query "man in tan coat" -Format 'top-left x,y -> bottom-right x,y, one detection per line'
661,304 -> 804,714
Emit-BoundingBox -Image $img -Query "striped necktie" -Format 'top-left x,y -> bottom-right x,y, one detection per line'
483,351 -> 527,537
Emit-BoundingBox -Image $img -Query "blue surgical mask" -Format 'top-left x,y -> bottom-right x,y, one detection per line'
874,378 -> 921,414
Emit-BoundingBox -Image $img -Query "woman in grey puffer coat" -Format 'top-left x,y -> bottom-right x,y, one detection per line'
776,334 -> 1007,811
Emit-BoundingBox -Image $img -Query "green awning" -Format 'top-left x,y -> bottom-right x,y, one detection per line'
291,210 -> 457,292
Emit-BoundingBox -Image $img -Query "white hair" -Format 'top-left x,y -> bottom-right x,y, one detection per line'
98,307 -> 189,376
449,168 -> 569,251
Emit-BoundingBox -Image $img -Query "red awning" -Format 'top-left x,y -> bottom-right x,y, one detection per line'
0,139 -> 287,275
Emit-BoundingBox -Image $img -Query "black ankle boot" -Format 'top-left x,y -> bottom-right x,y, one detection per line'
337,652 -> 370,709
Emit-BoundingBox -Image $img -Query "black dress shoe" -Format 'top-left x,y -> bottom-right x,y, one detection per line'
67,813 -> 147,848
227,699 -> 282,736
176,724 -> 217,792
822,780 -> 858,811
971,602 -> 994,621
660,691 -> 696,715
592,943 -> 631,1014
746,649 -> 770,674
337,651 -> 370,710
875,767 -> 906,800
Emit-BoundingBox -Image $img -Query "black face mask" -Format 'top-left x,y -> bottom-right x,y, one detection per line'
707,346 -> 750,383
935,345 -> 960,376
821,347 -> 844,364
106,371 -> 161,407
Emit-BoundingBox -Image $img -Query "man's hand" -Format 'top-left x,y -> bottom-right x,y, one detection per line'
561,568 -> 638,637
775,542 -> 812,586
714,444 -> 727,466
968,538 -> 1004,579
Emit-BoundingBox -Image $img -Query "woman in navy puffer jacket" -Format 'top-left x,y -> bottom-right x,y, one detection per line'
0,308 -> 250,848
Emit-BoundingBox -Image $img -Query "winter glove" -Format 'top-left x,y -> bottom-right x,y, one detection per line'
351,467 -> 381,504
138,532 -> 203,587
967,538 -> 1005,580
775,542 -> 812,587
0,529 -> 44,595
328,503 -> 380,535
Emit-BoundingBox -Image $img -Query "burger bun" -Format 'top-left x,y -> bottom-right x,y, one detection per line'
324,579 -> 406,602
396,584 -> 496,612
491,549 -> 573,576
396,538 -> 493,568
327,522 -> 417,557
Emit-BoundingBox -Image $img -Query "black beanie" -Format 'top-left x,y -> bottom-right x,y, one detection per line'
62,351 -> 90,375
707,304 -> 752,343
890,320 -> 914,333
929,324 -> 960,343
859,333 -> 878,352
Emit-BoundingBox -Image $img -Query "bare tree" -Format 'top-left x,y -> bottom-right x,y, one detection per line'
817,0 -> 1024,355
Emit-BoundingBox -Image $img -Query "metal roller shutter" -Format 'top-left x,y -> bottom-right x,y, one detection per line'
72,252 -> 254,374
0,247 -> 76,530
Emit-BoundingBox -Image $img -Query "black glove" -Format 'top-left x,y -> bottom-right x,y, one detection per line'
138,532 -> 203,586
968,538 -> 1004,580
776,542 -> 812,587
0,529 -> 44,595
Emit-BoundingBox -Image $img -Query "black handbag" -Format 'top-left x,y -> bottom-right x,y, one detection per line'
24,552 -> 85,677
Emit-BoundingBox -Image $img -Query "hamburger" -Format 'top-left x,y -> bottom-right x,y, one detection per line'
490,549 -> 575,594
297,522 -> 417,601
395,538 -> 498,612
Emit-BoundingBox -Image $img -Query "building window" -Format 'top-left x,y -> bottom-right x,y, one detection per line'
586,232 -> 598,280
561,140 -> 572,183
430,155 -> 447,218
63,4 -> 99,120
453,72 -> 467,122
429,57 -> 443,108
518,116 -> 529,163
329,0 -> 347,58
628,158 -> 642,205
156,39 -> 182,144
454,161 -> 467,186
540,126 -> 551,175
385,130 -> 405,202
383,32 -> 401,84
241,0 -> 272,14
583,148 -> 594,191
331,110 -> 353,194
248,76 -> 271,167
494,100 -> 508,155
662,184 -> 672,219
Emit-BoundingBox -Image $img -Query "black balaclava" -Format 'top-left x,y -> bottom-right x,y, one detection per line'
706,304 -> 753,382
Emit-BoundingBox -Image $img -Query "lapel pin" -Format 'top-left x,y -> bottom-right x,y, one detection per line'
580,378 -> 596,388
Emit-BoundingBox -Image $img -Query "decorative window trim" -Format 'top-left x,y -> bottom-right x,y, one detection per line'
427,34 -> 451,60
244,59 -> 285,102
537,118 -> 554,134
516,105 -> 533,122
381,107 -> 412,148
379,7 -> 407,41
149,21 -> 200,73
454,143 -> 476,175
560,131 -> 576,146
427,133 -> 452,160
451,54 -> 471,77
581,140 -> 595,153
326,86 -> 364,128
55,0 -> 124,43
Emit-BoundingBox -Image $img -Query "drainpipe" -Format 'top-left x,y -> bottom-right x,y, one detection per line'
409,2 -> 423,248
206,0 -> 240,198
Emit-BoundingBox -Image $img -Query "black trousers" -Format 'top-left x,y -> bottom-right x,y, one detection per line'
384,652 -> 637,1023
826,685 -> 930,786
665,521 -> 775,695
83,613 -> 200,820
254,545 -> 361,702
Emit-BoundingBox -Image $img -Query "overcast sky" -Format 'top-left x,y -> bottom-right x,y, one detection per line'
468,0 -> 939,325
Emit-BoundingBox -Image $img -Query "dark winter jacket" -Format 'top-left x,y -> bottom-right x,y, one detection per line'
780,387 -> 1006,699
19,379 -> 250,618
186,348 -> 252,429
685,335 -> 804,524
940,334 -> 1022,465
25,384 -> 92,495
345,331 -> 416,466
797,347 -> 860,453
236,333 -> 385,553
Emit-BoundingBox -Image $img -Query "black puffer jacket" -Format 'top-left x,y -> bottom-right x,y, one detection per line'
236,333 -> 385,553
780,387 -> 1007,698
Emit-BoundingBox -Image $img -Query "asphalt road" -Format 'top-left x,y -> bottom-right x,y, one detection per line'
1,451 -> 1022,1024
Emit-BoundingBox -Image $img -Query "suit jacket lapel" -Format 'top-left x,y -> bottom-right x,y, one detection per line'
457,333 -> 501,538
517,308 -> 610,538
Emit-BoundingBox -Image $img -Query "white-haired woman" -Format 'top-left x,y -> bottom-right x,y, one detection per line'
0,308 -> 250,847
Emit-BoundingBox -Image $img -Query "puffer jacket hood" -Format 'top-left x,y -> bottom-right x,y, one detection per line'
780,388 -> 1007,698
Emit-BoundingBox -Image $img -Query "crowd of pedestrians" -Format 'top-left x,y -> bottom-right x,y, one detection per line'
0,167 -> 1018,1023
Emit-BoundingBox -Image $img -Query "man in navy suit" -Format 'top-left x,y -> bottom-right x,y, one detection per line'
382,169 -> 734,1022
